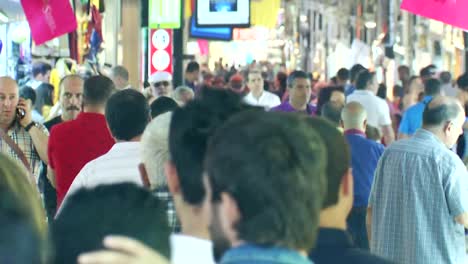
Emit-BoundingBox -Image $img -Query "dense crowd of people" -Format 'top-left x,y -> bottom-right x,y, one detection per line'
1,59 -> 468,264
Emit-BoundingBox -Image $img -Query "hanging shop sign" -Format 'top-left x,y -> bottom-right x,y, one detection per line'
149,0 -> 181,29
401,0 -> 468,31
149,28 -> 173,76
20,0 -> 77,45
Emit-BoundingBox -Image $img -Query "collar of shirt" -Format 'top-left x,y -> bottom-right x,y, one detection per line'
414,128 -> 446,148
170,234 -> 215,264
77,112 -> 106,121
314,228 -> 353,249
353,90 -> 374,96
344,129 -> 366,138
274,101 -> 316,115
109,141 -> 139,152
422,95 -> 433,105
246,91 -> 265,103
221,243 -> 312,264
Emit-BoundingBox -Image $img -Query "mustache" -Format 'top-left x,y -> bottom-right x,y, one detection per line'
66,105 -> 80,111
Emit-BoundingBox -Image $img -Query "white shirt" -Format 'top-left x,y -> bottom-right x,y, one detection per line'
65,142 -> 143,197
170,234 -> 215,264
244,91 -> 281,110
347,90 -> 392,128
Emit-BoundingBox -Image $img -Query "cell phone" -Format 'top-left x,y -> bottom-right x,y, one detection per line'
16,108 -> 25,119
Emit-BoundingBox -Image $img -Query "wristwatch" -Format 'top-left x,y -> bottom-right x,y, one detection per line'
24,122 -> 37,132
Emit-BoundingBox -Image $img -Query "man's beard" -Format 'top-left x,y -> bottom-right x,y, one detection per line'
209,204 -> 232,262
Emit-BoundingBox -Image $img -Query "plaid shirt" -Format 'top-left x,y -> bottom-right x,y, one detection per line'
153,186 -> 181,233
0,121 -> 49,183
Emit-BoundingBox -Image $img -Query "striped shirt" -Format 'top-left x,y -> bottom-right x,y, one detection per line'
369,129 -> 468,264
0,121 -> 48,182
64,142 -> 143,196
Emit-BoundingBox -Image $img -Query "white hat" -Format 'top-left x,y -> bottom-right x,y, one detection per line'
149,71 -> 172,83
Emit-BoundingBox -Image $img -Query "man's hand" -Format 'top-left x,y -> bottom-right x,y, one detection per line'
17,98 -> 33,128
78,236 -> 169,264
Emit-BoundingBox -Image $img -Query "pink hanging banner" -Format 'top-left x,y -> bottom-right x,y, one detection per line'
401,0 -> 468,31
20,0 -> 78,45
197,39 -> 209,56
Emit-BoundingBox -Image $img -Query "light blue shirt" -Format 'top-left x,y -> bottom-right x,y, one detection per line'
398,96 -> 432,136
369,129 -> 468,264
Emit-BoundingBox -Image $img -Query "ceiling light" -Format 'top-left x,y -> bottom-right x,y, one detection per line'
365,21 -> 377,29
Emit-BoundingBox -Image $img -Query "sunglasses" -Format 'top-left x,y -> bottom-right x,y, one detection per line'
152,81 -> 170,87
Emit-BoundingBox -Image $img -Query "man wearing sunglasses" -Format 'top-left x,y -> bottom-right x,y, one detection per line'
148,72 -> 174,102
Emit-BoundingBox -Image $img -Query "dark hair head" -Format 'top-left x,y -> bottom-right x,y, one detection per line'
150,96 -> 179,118
321,101 -> 344,125
350,64 -> 366,82
424,78 -> 442,96
276,72 -> 288,91
420,65 -> 437,78
316,86 -> 345,115
83,75 -> 115,106
19,86 -> 37,105
186,61 -> 200,73
205,111 -> 327,250
306,117 -> 349,208
457,73 -> 468,91
169,89 -> 259,205
32,62 -> 52,77
377,83 -> 387,99
423,96 -> 462,127
440,71 -> 452,84
337,68 -> 350,81
355,70 -> 375,90
287,70 -> 310,88
53,183 -> 170,263
398,65 -> 410,74
105,89 -> 150,141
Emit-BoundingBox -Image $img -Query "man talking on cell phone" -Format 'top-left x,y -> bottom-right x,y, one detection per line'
0,76 -> 49,186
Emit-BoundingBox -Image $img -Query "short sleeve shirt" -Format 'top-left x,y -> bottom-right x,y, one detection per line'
0,121 -> 48,182
369,129 -> 468,264
346,90 -> 392,128
48,112 -> 114,207
398,96 -> 432,136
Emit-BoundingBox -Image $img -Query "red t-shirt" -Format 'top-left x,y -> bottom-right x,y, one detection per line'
48,112 -> 114,207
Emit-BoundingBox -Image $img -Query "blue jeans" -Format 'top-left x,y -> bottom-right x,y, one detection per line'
346,206 -> 369,250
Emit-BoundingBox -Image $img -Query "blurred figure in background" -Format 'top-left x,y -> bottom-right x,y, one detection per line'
173,86 -> 195,106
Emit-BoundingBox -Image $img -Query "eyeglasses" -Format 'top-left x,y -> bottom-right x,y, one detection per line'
152,81 -> 170,87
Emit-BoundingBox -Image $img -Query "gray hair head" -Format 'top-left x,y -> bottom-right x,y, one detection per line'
140,111 -> 172,189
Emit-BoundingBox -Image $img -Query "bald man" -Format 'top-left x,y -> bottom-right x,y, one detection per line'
0,76 -> 49,180
368,96 -> 468,263
340,102 -> 385,250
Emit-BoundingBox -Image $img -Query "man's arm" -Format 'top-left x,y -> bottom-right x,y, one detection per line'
17,98 -> 49,163
29,125 -> 49,164
366,207 -> 372,243
381,125 -> 395,145
47,165 -> 56,188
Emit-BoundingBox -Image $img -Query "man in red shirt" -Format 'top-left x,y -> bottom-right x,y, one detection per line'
47,75 -> 115,208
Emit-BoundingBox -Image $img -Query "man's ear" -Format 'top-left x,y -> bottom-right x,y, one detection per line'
138,163 -> 151,188
165,161 -> 181,195
220,192 -> 241,226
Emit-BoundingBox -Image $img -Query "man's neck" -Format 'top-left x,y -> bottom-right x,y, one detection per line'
116,135 -> 141,143
343,126 -> 365,133
83,105 -> 105,115
289,100 -> 307,111
251,89 -> 264,100
0,118 -> 15,131
422,126 -> 449,147
175,199 -> 210,240
319,206 -> 347,230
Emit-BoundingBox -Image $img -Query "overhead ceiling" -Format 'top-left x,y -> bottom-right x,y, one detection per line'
0,0 -> 25,23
